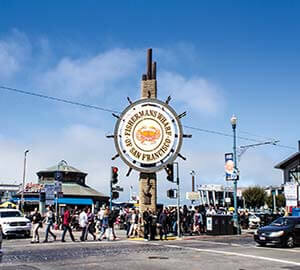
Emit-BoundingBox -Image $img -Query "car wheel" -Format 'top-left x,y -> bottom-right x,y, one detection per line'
285,235 -> 295,248
24,232 -> 31,238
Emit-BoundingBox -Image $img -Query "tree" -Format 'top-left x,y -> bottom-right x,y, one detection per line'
242,187 -> 266,209
266,194 -> 286,209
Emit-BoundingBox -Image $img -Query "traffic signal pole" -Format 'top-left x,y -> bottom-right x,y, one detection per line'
174,162 -> 181,238
110,167 -> 113,210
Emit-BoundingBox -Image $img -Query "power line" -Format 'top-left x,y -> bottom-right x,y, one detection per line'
0,85 -> 120,114
0,85 -> 296,150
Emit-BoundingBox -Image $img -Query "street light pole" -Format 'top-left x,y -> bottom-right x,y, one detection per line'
174,162 -> 181,238
231,115 -> 239,234
190,170 -> 195,192
21,150 -> 29,212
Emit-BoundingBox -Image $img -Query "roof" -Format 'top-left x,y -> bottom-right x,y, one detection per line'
274,152 -> 300,169
62,183 -> 108,198
37,160 -> 87,175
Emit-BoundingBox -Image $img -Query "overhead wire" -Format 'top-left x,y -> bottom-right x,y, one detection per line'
0,85 -> 296,150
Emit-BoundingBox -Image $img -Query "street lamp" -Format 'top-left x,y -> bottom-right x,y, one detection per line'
21,150 -> 29,212
230,115 -> 239,234
190,170 -> 196,192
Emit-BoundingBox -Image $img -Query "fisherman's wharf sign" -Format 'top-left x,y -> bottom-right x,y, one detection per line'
114,99 -> 183,173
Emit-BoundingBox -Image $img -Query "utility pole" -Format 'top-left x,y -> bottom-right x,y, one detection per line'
174,162 -> 180,238
21,150 -> 29,212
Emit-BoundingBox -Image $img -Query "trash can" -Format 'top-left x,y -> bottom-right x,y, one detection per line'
206,215 -> 235,235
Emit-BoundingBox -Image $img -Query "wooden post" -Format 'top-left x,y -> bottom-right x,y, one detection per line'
139,49 -> 157,214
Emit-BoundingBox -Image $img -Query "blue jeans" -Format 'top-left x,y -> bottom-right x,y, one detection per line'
45,223 -> 56,241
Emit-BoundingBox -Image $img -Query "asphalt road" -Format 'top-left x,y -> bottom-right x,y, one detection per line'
1,231 -> 300,270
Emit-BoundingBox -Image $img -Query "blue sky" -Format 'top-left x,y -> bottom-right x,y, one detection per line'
0,1 -> 299,204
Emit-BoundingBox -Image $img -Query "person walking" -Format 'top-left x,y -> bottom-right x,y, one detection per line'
143,208 -> 151,241
61,206 -> 76,242
85,208 -> 96,240
79,208 -> 88,241
128,209 -> 137,238
31,208 -> 42,244
98,207 -> 109,241
158,209 -> 168,240
43,206 -> 56,242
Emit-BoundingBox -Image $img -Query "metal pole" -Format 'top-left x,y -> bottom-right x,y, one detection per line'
273,192 -> 276,213
232,125 -> 239,234
110,167 -> 112,210
21,150 -> 29,212
175,162 -> 180,238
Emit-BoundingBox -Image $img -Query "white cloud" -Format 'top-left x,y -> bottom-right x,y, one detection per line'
37,48 -> 143,97
159,71 -> 224,115
0,30 -> 31,80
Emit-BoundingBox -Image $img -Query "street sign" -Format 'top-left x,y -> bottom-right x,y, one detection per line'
113,99 -> 183,173
284,184 -> 298,207
186,192 -> 200,201
225,197 -> 231,203
44,184 -> 55,205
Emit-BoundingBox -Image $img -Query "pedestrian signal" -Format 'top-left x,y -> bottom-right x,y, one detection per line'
167,189 -> 176,198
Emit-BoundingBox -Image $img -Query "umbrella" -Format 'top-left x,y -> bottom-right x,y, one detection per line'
0,201 -> 16,208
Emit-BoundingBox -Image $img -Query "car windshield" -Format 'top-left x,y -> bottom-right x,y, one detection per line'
271,217 -> 295,226
0,211 -> 22,218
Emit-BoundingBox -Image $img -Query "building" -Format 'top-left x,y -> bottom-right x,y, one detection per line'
198,184 -> 236,207
14,160 -> 109,212
275,141 -> 300,208
0,184 -> 21,203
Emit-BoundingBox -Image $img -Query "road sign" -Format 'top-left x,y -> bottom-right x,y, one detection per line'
186,192 -> 200,200
44,184 -> 55,205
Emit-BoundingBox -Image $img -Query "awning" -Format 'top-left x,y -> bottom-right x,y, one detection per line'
58,197 -> 93,205
12,197 -> 39,203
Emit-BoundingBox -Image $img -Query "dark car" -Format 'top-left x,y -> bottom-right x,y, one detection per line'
254,216 -> 300,248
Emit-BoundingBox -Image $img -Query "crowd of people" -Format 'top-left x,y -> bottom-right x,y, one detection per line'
28,204 -> 275,243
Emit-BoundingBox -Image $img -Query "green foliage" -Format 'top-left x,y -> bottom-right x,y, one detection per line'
266,194 -> 286,209
242,186 -> 266,209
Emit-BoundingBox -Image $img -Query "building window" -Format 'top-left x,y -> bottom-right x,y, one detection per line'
288,165 -> 300,184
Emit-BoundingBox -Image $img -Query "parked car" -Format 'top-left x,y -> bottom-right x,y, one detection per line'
0,209 -> 31,238
248,214 -> 261,229
254,216 -> 300,248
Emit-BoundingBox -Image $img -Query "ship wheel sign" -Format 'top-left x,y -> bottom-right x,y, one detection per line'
110,97 -> 190,174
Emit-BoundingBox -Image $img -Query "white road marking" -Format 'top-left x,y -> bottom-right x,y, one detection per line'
162,244 -> 300,266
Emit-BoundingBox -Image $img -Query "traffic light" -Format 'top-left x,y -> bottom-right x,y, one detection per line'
111,166 -> 119,201
167,189 -> 176,199
111,166 -> 118,184
165,163 -> 174,182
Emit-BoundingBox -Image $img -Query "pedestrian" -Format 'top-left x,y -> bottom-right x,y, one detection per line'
98,207 -> 109,241
43,206 -> 56,242
127,209 -> 137,238
85,208 -> 96,241
79,208 -> 88,241
193,208 -> 203,235
31,207 -> 42,244
206,205 -> 216,216
158,209 -> 168,240
125,207 -> 132,237
61,206 -> 76,242
143,208 -> 151,241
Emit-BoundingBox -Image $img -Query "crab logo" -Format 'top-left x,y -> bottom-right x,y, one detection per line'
136,126 -> 161,145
